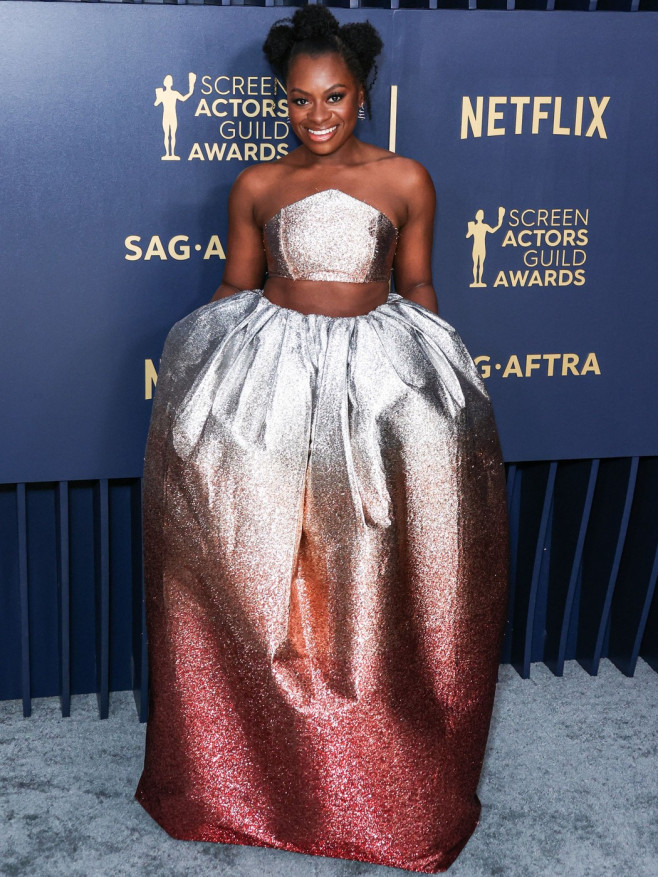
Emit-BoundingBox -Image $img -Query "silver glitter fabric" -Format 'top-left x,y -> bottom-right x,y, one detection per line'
136,285 -> 509,873
263,189 -> 398,282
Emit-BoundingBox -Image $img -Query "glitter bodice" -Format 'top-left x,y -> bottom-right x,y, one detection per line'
263,189 -> 398,283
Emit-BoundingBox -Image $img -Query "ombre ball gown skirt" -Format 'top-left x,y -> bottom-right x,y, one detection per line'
135,289 -> 509,874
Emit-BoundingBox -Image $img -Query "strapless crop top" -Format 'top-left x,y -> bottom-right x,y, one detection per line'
263,189 -> 398,284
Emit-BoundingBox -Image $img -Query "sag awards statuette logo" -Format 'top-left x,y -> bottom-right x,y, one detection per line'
155,74 -> 197,161
466,207 -> 590,289
153,73 -> 291,162
467,208 -> 505,287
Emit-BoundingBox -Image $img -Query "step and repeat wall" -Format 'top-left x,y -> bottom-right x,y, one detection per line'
2,3 -> 657,482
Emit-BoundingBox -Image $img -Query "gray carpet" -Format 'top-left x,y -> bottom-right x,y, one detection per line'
1,659 -> 656,877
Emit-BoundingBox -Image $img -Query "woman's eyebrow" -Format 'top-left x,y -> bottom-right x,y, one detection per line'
289,83 -> 349,95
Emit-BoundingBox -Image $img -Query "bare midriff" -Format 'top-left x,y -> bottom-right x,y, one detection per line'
263,276 -> 391,318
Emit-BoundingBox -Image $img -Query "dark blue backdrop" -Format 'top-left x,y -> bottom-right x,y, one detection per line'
1,4 -> 657,482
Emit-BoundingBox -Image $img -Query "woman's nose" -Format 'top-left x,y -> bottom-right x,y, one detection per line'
306,103 -> 332,126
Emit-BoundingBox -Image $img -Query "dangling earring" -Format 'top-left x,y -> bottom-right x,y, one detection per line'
358,103 -> 366,121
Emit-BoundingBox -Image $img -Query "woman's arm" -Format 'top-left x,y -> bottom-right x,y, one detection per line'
391,161 -> 439,315
211,167 -> 267,302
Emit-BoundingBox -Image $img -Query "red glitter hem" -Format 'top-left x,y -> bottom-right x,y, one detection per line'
134,785 -> 480,873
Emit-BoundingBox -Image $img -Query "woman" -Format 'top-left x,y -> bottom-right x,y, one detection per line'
135,7 -> 509,874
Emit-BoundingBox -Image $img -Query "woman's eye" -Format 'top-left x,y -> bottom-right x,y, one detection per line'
293,98 -> 308,106
328,93 -> 345,103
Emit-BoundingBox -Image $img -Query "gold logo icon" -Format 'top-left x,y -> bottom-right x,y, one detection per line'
155,73 -> 197,161
467,207 -> 505,287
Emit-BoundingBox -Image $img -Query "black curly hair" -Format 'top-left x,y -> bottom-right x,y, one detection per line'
262,6 -> 383,119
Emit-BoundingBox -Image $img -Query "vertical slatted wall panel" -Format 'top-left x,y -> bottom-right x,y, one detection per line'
16,484 -> 31,717
131,481 -> 149,722
56,482 -> 71,717
551,459 -> 599,676
608,458 -> 658,676
501,463 -> 519,664
94,480 -> 111,719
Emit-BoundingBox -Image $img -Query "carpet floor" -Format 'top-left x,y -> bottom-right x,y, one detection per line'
1,659 -> 656,877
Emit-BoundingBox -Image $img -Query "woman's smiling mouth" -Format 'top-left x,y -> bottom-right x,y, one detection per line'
306,125 -> 338,141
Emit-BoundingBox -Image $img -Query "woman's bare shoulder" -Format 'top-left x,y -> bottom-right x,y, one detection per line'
361,148 -> 434,197
230,161 -> 287,202
385,155 -> 435,196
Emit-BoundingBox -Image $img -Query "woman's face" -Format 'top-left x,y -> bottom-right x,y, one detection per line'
286,51 -> 364,156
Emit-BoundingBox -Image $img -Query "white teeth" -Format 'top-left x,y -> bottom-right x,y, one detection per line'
308,126 -> 337,135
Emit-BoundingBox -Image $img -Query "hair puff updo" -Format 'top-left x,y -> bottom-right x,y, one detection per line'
262,5 -> 383,119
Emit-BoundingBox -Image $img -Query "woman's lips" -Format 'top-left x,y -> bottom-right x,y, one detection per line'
305,125 -> 338,143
